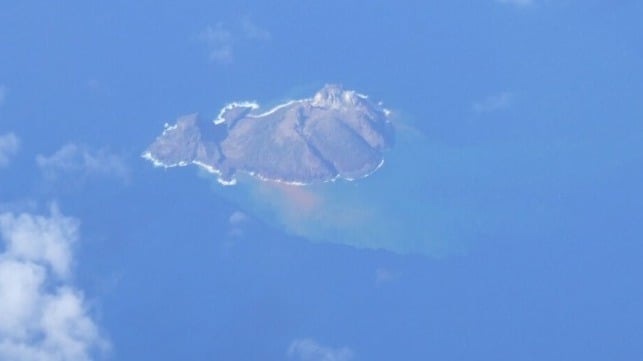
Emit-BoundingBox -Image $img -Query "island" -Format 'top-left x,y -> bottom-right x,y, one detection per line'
143,84 -> 394,185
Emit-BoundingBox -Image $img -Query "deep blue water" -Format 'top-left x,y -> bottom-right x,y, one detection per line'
1,1 -> 642,360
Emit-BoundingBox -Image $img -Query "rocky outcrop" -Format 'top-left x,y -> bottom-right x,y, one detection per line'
143,85 -> 394,185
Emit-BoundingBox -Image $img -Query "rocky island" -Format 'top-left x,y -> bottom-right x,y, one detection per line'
143,85 -> 394,185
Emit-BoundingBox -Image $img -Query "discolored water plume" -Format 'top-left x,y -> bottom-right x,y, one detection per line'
144,85 -> 459,255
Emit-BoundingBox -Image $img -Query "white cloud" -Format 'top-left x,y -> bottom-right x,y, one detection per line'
36,144 -> 129,184
200,23 -> 235,64
0,206 -> 108,361
495,0 -> 534,6
222,210 -> 251,248
200,19 -> 271,64
0,206 -> 78,278
229,210 -> 248,225
241,18 -> 271,41
0,132 -> 20,168
288,339 -> 354,361
473,92 -> 514,113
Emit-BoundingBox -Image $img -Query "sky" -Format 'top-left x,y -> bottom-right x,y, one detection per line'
1,1 -> 643,360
